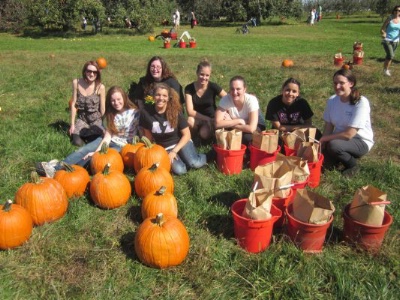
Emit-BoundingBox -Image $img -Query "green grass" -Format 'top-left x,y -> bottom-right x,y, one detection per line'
0,15 -> 399,299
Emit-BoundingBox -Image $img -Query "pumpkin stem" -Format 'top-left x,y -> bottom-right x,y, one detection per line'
132,136 -> 140,145
155,213 -> 164,226
30,171 -> 43,184
60,162 -> 74,172
2,199 -> 13,212
149,163 -> 160,172
100,142 -> 109,154
156,186 -> 166,195
141,136 -> 154,148
102,163 -> 111,175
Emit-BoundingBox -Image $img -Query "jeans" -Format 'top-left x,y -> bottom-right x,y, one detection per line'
59,137 -> 122,170
170,140 -> 207,175
323,135 -> 369,169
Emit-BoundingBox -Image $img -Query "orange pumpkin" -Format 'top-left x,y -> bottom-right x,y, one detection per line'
134,163 -> 174,199
90,164 -> 131,209
96,57 -> 107,69
148,35 -> 155,42
120,136 -> 144,170
91,142 -> 124,175
0,200 -> 33,250
15,172 -> 69,226
134,137 -> 171,173
282,59 -> 294,68
54,162 -> 90,199
135,213 -> 190,269
141,186 -> 178,220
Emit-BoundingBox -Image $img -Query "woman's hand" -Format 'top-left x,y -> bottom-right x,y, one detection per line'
69,124 -> 75,136
168,151 -> 178,164
83,152 -> 95,160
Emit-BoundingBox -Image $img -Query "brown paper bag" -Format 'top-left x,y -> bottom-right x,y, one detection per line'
252,129 -> 279,152
349,185 -> 388,226
253,160 -> 293,198
215,129 -> 228,149
242,188 -> 274,220
292,189 -> 335,224
227,129 -> 242,150
297,142 -> 320,162
276,154 -> 310,183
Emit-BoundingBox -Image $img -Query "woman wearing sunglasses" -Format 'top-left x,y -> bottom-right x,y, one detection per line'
381,5 -> 400,76
69,60 -> 106,146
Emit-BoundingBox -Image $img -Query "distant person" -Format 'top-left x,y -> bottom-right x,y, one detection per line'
185,59 -> 227,142
82,17 -> 87,30
310,8 -> 316,25
381,5 -> 400,76
69,61 -> 105,146
190,11 -> 196,29
173,9 -> 180,31
317,4 -> 322,21
250,17 -> 257,27
128,56 -> 185,110
140,83 -> 207,175
320,69 -> 374,177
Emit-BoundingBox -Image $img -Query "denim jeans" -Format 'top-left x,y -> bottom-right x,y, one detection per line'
170,140 -> 207,175
59,137 -> 122,170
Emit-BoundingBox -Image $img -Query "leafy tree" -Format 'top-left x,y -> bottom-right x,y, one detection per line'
0,0 -> 29,32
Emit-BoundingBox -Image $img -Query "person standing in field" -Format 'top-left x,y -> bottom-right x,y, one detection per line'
173,9 -> 180,31
381,5 -> 400,76
190,11 -> 196,29
310,8 -> 316,25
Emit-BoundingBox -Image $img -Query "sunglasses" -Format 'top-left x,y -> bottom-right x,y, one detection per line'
86,69 -> 98,74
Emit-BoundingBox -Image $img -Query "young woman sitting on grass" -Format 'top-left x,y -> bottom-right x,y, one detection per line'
139,83 -> 207,175
185,59 -> 227,143
36,86 -> 140,177
320,69 -> 374,177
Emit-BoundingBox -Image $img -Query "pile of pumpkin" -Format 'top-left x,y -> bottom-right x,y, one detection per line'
0,137 -> 189,269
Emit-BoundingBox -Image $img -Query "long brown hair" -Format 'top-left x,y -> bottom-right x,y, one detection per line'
81,61 -> 102,88
153,83 -> 182,128
333,69 -> 361,105
143,56 -> 177,98
104,86 -> 137,135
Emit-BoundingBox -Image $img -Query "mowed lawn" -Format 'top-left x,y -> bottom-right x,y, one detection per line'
0,14 -> 399,299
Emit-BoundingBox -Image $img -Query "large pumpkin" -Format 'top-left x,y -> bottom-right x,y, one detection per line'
15,172 -> 69,226
282,59 -> 294,68
134,163 -> 174,199
0,200 -> 33,250
141,186 -> 178,220
135,213 -> 190,269
133,137 -> 170,173
120,136 -> 144,170
54,162 -> 90,199
91,142 -> 124,175
96,57 -> 107,69
90,164 -> 131,209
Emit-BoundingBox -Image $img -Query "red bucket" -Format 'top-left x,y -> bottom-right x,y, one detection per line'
307,153 -> 324,188
213,144 -> 246,175
342,204 -> 393,253
179,41 -> 187,48
189,41 -> 197,48
353,56 -> 363,65
169,32 -> 177,40
284,145 -> 296,156
249,145 -> 281,171
164,42 -> 171,49
286,203 -> 333,253
272,188 -> 294,228
231,199 -> 282,253
334,57 -> 344,67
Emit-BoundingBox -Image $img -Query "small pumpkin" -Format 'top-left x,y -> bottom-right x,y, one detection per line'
91,142 -> 124,175
54,162 -> 90,199
134,163 -> 174,199
133,137 -> 171,173
148,35 -> 155,42
282,59 -> 294,68
134,213 -> 190,269
120,136 -> 144,170
342,61 -> 353,70
96,57 -> 107,69
15,172 -> 69,226
90,163 -> 131,209
141,186 -> 178,220
0,200 -> 33,250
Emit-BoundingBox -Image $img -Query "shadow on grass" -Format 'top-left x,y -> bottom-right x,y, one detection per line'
49,119 -> 70,135
126,204 -> 142,224
203,214 -> 234,239
120,231 -> 138,260
207,191 -> 243,208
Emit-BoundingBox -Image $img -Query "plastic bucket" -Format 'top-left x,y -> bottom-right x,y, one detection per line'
169,32 -> 177,40
353,56 -> 363,65
231,199 -> 282,253
307,153 -> 324,188
249,145 -> 281,171
334,57 -> 344,67
342,204 -> 393,253
179,41 -> 187,48
189,41 -> 197,48
284,145 -> 296,156
164,43 -> 171,49
286,203 -> 333,253
272,188 -> 294,228
213,144 -> 246,175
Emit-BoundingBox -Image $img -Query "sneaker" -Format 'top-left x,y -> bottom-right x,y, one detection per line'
383,69 -> 391,76
35,161 -> 56,178
342,165 -> 359,178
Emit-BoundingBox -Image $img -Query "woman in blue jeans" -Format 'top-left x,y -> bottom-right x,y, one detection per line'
139,82 -> 206,175
36,86 -> 140,177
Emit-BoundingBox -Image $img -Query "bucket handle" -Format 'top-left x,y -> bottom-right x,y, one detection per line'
247,215 -> 280,228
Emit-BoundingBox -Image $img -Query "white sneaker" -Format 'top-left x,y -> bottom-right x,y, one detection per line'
35,161 -> 56,178
384,69 -> 391,76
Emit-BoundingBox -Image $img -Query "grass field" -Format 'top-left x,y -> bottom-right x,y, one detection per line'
0,14 -> 399,299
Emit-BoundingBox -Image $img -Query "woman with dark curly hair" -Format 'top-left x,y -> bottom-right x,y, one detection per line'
128,56 -> 184,109
140,83 -> 206,175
